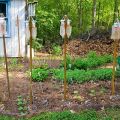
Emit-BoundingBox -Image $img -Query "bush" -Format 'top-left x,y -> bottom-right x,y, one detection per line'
32,68 -> 49,82
52,68 -> 114,84
52,45 -> 62,56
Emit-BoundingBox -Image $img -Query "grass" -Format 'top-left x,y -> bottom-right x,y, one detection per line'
1,108 -> 120,120
0,115 -> 15,120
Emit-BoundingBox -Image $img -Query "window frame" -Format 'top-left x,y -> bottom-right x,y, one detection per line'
0,0 -> 10,37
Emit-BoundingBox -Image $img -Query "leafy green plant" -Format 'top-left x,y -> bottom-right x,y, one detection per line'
17,96 -> 28,116
10,58 -> 18,65
60,51 -> 113,70
89,89 -> 96,96
32,68 -> 49,82
52,68 -> 114,84
60,55 -> 74,69
0,116 -> 15,120
32,40 -> 43,51
100,86 -> 107,94
52,45 -> 62,56
29,110 -> 98,120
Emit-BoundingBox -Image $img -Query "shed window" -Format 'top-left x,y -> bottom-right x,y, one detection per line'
0,1 -> 10,37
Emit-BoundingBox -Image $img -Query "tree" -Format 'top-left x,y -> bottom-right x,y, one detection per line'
92,0 -> 97,31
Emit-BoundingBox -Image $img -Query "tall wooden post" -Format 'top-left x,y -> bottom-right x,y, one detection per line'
25,0 -> 28,57
3,34 -> 10,98
112,39 -> 118,95
64,15 -> 68,100
29,16 -> 33,104
17,15 -> 21,57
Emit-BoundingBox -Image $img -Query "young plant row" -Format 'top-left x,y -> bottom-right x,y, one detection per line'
52,68 -> 120,84
32,68 -> 120,83
60,51 -> 113,70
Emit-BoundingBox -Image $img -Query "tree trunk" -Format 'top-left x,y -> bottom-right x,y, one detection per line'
97,2 -> 101,28
113,0 -> 118,23
92,0 -> 97,31
77,0 -> 82,35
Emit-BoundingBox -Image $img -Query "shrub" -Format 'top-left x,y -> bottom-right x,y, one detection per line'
32,68 -> 49,82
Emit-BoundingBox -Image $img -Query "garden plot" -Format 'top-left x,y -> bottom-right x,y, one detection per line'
0,52 -> 120,117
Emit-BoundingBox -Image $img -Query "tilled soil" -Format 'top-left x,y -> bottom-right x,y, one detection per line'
0,58 -> 120,117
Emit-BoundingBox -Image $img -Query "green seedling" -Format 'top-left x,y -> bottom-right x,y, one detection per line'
89,89 -> 96,96
17,96 -> 28,116
100,87 -> 107,94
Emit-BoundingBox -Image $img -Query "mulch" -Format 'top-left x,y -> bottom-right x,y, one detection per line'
66,39 -> 117,57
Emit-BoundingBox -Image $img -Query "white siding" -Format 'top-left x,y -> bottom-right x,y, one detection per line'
0,0 -> 26,57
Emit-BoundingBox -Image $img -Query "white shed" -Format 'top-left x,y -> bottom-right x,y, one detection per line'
0,0 -> 27,57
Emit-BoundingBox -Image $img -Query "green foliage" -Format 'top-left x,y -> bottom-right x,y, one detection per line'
36,7 -> 59,45
32,40 -> 43,51
29,110 -> 98,120
52,45 -> 62,56
35,0 -> 120,45
60,55 -> 73,69
32,68 -> 49,82
10,58 -> 18,65
1,108 -> 120,119
0,116 -> 15,120
52,68 -> 114,84
17,96 -> 28,116
60,52 -> 113,70
74,52 -> 113,70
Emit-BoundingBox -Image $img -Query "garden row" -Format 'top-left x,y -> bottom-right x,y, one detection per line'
31,51 -> 120,83
60,51 -> 113,70
32,68 -> 120,83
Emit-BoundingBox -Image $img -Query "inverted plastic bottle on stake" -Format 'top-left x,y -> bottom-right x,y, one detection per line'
25,19 -> 37,40
60,18 -> 72,38
0,17 -> 6,35
111,20 -> 120,40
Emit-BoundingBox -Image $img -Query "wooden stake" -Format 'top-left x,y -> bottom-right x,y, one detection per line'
112,39 -> 118,95
17,15 -> 21,57
64,15 -> 68,100
29,17 -> 33,104
3,34 -> 10,98
25,0 -> 28,57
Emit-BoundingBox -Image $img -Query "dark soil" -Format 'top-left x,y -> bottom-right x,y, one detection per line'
0,57 -> 120,117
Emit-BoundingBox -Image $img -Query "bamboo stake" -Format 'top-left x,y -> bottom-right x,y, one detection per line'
112,39 -> 118,95
17,15 -> 21,57
3,34 -> 10,98
64,15 -> 68,100
29,16 -> 33,104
